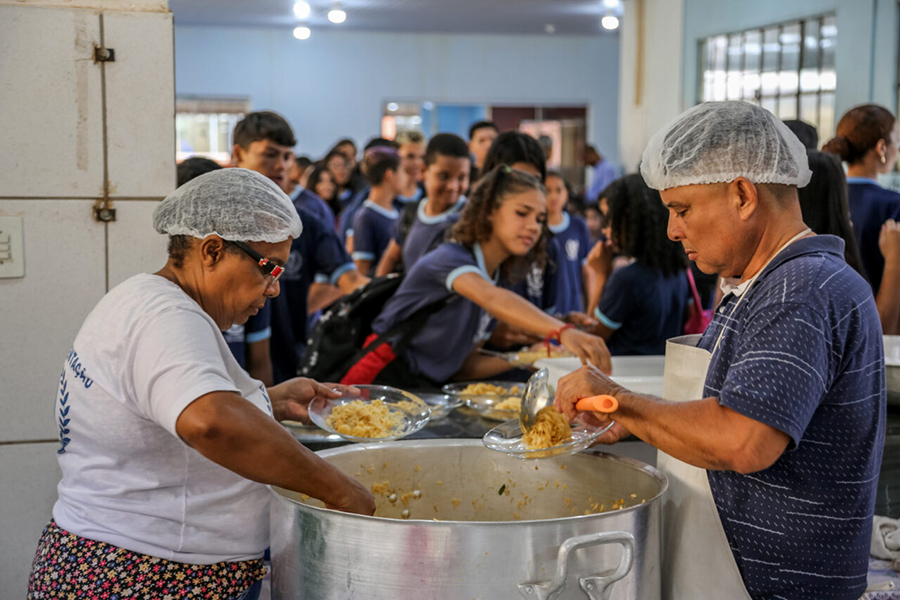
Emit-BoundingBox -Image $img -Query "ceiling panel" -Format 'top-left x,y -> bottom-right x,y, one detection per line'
168,0 -> 621,36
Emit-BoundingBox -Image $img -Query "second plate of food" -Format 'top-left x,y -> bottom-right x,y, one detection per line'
483,413 -> 614,459
308,385 -> 431,442
442,381 -> 525,421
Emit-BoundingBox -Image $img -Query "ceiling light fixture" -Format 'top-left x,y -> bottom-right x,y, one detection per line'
293,25 -> 311,40
602,0 -> 621,9
601,15 -> 619,30
293,1 -> 310,20
328,3 -> 346,24
387,102 -> 399,112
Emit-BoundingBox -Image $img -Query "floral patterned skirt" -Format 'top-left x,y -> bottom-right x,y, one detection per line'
27,520 -> 266,600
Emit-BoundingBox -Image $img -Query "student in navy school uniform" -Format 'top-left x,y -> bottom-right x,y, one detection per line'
228,113 -> 368,383
395,130 -> 427,205
823,103 -> 900,296
338,138 -> 399,244
349,146 -> 409,276
589,174 -> 689,356
375,134 -> 471,276
546,171 -> 598,315
177,154 -> 276,384
341,166 -> 611,388
271,206 -> 368,384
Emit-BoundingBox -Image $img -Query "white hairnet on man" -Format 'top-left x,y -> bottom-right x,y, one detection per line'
555,101 -> 885,599
641,100 -> 812,190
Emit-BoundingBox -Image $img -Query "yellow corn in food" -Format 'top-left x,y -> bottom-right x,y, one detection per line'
326,400 -> 403,438
522,406 -> 572,450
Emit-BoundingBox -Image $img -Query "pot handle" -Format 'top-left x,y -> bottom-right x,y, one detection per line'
518,530 -> 635,600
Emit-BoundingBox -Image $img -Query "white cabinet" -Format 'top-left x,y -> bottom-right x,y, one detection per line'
104,11 -> 176,198
0,6 -> 105,198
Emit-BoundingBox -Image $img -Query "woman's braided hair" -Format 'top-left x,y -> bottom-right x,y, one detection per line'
451,165 -> 548,283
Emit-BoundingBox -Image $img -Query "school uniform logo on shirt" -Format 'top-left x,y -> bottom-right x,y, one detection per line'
566,239 -> 580,262
527,263 -> 545,301
474,312 -> 493,343
283,249 -> 304,280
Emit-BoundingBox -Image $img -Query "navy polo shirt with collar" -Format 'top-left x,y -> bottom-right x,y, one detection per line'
699,234 -> 884,599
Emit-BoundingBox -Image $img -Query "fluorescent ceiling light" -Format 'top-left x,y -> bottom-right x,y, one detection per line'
293,26 -> 311,40
293,1 -> 310,20
328,4 -> 346,24
601,15 -> 619,30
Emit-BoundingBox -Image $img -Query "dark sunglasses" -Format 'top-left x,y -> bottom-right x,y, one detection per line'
230,241 -> 285,282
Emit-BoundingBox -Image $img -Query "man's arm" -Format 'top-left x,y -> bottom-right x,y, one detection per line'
556,365 -> 791,474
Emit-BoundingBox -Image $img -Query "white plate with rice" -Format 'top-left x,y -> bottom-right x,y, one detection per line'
308,385 -> 431,442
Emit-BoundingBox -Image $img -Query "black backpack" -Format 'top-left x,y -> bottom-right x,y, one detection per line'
298,274 -> 450,382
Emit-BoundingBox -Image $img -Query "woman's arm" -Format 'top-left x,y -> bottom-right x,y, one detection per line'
375,240 -> 403,277
878,219 -> 900,335
176,389 -> 375,515
452,272 -> 611,372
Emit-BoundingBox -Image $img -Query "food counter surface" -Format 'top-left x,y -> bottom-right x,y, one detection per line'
284,397 -> 658,465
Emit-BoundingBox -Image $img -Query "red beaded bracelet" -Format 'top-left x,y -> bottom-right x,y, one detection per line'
543,324 -> 575,357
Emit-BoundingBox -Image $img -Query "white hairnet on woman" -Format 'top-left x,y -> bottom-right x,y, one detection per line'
641,101 -> 812,190
153,167 -> 302,242
28,164 -> 373,599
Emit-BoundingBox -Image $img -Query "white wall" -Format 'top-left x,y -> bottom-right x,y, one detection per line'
0,1 -> 173,594
617,0 -> 685,172
173,26 -> 621,164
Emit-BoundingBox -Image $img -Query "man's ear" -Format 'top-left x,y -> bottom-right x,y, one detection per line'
731,177 -> 759,222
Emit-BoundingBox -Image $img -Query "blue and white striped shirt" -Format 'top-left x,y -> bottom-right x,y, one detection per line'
700,235 -> 885,599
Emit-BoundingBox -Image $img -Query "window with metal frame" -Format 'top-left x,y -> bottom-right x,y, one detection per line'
698,14 -> 837,145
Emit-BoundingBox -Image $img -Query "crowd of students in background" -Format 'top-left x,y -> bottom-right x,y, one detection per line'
175,102 -> 900,390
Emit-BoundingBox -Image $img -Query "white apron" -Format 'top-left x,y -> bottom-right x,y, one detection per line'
658,229 -> 811,600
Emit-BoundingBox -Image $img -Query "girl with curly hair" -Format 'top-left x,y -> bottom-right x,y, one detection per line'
341,166 -> 611,387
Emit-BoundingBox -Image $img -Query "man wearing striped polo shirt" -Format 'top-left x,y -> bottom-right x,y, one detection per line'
556,101 -> 885,599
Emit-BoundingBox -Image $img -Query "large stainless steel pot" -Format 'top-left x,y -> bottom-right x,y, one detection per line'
270,439 -> 666,599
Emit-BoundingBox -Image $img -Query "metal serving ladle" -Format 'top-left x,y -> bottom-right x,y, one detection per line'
519,368 -> 619,433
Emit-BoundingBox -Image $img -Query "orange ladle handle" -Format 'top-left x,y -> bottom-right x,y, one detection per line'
575,394 -> 618,413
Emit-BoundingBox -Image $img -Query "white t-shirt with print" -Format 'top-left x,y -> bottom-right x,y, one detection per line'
52,273 -> 274,564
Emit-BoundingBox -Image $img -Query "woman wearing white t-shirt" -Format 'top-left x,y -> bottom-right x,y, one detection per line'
27,168 -> 374,600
